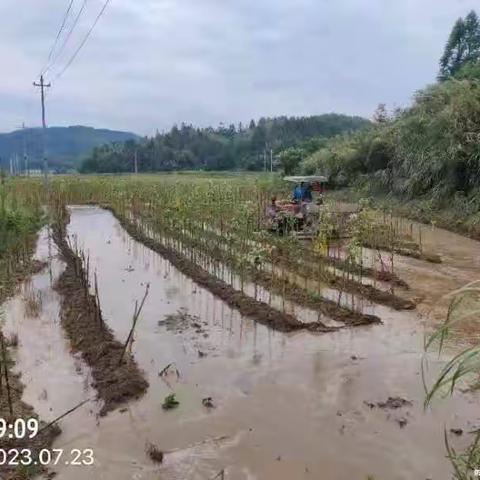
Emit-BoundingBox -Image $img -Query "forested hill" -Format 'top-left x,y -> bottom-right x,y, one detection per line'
80,114 -> 370,173
0,126 -> 139,173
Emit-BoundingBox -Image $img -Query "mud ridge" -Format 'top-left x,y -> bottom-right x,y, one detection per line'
106,206 -> 381,331
125,210 -> 382,325
251,269 -> 382,325
271,243 -> 410,289
137,211 -> 408,313
363,240 -> 442,264
328,276 -> 415,311
0,233 -> 61,479
271,255 -> 413,311
52,210 -> 148,416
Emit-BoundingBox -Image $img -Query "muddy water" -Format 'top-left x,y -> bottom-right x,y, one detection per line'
3,208 -> 480,480
1,228 -> 100,454
365,219 -> 480,344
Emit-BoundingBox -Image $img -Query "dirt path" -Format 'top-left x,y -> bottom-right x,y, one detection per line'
366,219 -> 480,342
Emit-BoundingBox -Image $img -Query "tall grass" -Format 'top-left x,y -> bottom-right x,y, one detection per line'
423,280 -> 480,479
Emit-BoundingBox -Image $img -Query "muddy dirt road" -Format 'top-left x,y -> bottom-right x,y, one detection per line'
2,206 -> 480,480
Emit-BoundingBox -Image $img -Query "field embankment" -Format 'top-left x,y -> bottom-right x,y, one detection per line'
52,206 -> 148,416
330,188 -> 480,242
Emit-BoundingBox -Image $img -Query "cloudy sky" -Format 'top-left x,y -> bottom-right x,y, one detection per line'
1,0 -> 478,135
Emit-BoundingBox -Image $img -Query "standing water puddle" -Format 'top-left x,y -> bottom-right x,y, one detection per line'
3,207 -> 480,480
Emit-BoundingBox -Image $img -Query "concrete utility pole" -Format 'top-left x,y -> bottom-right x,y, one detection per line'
33,75 -> 51,183
134,149 -> 138,174
17,123 -> 28,176
270,149 -> 273,172
22,123 -> 28,176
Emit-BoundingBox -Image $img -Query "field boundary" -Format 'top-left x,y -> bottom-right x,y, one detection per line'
52,208 -> 149,416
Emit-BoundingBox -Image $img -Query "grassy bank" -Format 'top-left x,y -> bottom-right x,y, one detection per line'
330,187 -> 480,241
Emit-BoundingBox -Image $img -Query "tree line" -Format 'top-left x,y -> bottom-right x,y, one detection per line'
80,115 -> 369,173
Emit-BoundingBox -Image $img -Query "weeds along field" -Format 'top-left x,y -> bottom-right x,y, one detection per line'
0,174 -> 61,479
9,173 -> 431,330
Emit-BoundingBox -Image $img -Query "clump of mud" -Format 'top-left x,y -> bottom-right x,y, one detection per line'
364,397 -> 413,429
52,210 -> 148,416
146,442 -> 164,463
365,396 -> 413,410
159,308 -> 203,333
377,397 -> 413,409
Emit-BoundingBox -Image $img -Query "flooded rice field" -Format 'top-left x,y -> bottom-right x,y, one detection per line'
2,205 -> 480,480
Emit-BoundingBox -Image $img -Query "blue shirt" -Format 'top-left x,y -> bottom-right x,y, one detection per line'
293,185 -> 303,201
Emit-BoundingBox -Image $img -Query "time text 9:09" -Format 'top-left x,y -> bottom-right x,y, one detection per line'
0,418 -> 39,439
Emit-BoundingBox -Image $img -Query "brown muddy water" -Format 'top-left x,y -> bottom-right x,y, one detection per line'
2,206 -> 480,480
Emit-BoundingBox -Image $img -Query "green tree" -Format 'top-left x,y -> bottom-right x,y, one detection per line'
80,115 -> 370,173
440,11 -> 480,79
279,147 -> 304,175
464,10 -> 480,62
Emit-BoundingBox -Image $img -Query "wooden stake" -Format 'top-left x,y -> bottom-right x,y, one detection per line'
119,284 -> 150,365
1,334 -> 13,415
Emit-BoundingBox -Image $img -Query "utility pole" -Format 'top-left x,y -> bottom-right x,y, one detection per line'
134,149 -> 138,174
22,123 -> 28,176
33,75 -> 51,184
17,123 -> 28,176
270,149 -> 273,172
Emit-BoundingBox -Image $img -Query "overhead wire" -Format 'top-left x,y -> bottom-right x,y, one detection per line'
53,0 -> 112,82
39,0 -> 76,76
43,0 -> 89,77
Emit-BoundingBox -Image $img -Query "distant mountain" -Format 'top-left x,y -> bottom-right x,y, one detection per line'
0,126 -> 140,173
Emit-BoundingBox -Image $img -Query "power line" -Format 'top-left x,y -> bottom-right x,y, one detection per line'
54,0 -> 112,82
40,0 -> 76,76
44,0 -> 89,76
